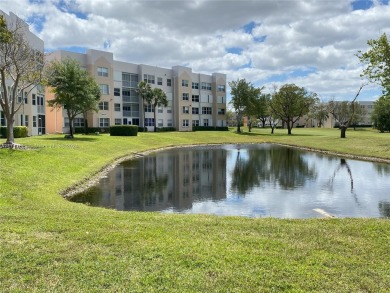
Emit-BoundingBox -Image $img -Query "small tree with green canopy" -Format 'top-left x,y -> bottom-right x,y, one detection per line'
45,58 -> 101,138
371,95 -> 390,132
256,93 -> 271,128
269,84 -> 316,135
136,81 -> 152,128
229,79 -> 261,133
145,87 -> 168,132
0,15 -> 43,146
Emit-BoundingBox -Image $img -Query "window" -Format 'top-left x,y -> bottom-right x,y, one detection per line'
182,119 -> 189,127
32,94 -> 36,105
32,116 -> 37,127
24,92 -> 28,104
143,74 -> 155,84
182,93 -> 189,101
201,82 -> 212,90
122,73 -> 138,87
114,88 -> 121,96
192,120 -> 199,127
158,119 -> 163,127
114,103 -> 121,111
217,96 -> 225,104
217,85 -> 225,92
99,101 -> 109,110
183,106 -> 189,114
192,107 -> 199,114
115,118 -> 121,125
192,82 -> 199,89
192,95 -> 199,102
203,119 -> 209,126
218,108 -> 225,115
145,104 -> 154,113
24,115 -> 29,127
100,84 -> 109,95
74,118 -> 85,127
145,118 -> 154,126
202,107 -> 212,115
167,79 -> 172,86
64,117 -> 69,127
97,67 -> 108,77
157,77 -> 163,85
167,107 -> 172,113
99,118 -> 110,127
167,119 -> 173,127
158,107 -> 163,113
182,79 -> 189,87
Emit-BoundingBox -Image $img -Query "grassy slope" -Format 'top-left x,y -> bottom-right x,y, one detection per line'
0,128 -> 389,292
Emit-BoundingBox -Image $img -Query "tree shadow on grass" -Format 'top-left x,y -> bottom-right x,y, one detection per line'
40,136 -> 99,142
237,131 -> 318,137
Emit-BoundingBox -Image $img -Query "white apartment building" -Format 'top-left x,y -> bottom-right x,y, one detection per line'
45,49 -> 227,133
0,10 -> 46,136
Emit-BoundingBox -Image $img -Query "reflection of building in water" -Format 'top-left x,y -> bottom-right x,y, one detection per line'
99,148 -> 227,211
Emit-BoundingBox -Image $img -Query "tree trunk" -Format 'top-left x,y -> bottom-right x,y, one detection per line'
6,118 -> 15,144
154,108 -> 157,132
236,113 -> 241,133
83,112 -> 88,134
340,126 -> 347,138
287,125 -> 292,135
271,126 -> 275,134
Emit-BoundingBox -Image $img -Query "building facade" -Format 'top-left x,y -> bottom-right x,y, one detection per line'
45,49 -> 227,133
0,10 -> 46,136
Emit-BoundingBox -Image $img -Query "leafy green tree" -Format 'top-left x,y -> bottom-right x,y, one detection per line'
136,81 -> 152,128
307,100 -> 329,127
45,58 -> 101,138
0,16 -> 43,146
257,93 -> 271,128
371,95 -> 390,132
145,87 -> 168,132
229,79 -> 261,133
358,33 -> 390,95
269,84 -> 316,135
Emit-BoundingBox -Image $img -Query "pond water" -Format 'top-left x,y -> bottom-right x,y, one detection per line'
70,144 -> 390,218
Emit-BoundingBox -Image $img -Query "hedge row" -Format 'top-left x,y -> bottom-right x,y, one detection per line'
192,126 -> 229,131
0,126 -> 28,138
110,125 -> 138,136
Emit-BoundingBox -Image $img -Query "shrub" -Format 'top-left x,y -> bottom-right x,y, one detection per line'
74,127 -> 109,134
0,126 -> 28,138
110,125 -> 138,136
156,127 -> 176,132
138,127 -> 147,132
192,126 -> 229,131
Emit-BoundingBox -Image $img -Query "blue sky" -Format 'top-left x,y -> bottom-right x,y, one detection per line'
1,0 -> 390,101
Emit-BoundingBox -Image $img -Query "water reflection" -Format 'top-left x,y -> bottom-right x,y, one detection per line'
70,144 -> 390,218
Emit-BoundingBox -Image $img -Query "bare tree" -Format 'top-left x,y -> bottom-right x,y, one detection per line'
0,15 -> 43,146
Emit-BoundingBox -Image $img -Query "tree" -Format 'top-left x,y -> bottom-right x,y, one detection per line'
269,84 -> 316,135
44,58 -> 101,138
328,85 -> 364,138
136,81 -> 152,128
146,87 -> 168,132
229,79 -> 261,133
358,33 -> 390,95
307,101 -> 329,128
257,93 -> 271,128
0,15 -> 43,146
371,95 -> 390,132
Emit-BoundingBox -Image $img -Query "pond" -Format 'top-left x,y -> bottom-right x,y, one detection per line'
70,144 -> 390,218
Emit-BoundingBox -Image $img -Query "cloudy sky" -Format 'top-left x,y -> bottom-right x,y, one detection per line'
1,0 -> 390,101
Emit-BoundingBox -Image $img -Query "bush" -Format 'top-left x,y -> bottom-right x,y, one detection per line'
74,127 -> 109,134
110,125 -> 138,136
138,127 -> 147,132
156,127 -> 176,132
192,126 -> 229,131
0,126 -> 28,138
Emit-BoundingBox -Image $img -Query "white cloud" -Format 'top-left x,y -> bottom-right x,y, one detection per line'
1,0 -> 389,100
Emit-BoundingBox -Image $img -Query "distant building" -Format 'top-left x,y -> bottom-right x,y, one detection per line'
45,49 -> 227,133
0,10 -> 46,136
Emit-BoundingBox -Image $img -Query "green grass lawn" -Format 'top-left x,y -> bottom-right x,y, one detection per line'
1,127 -> 389,292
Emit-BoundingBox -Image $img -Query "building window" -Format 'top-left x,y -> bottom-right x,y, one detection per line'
158,119 -> 163,127
115,118 -> 121,125
182,119 -> 189,127
97,67 -> 108,77
100,84 -> 109,95
192,120 -> 199,127
182,79 -> 189,87
114,88 -> 121,96
167,119 -> 173,127
143,74 -> 155,84
114,103 -> 121,111
217,85 -> 225,92
192,95 -> 199,102
202,107 -> 212,114
218,108 -> 225,115
122,73 -> 138,87
203,119 -> 209,126
99,118 -> 110,127
32,94 -> 36,105
192,107 -> 199,114
158,106 -> 163,113
145,118 -> 154,126
24,115 -> 29,127
183,106 -> 189,114
24,92 -> 28,104
157,77 -> 163,85
182,93 -> 189,101
145,104 -> 154,113
99,101 -> 109,110
167,79 -> 172,86
64,117 -> 69,127
167,107 -> 172,113
201,82 -> 212,90
74,118 -> 85,127
32,116 -> 37,127
192,82 -> 199,89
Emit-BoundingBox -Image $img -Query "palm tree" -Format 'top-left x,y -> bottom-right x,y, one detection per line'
150,88 -> 168,132
135,81 -> 152,128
